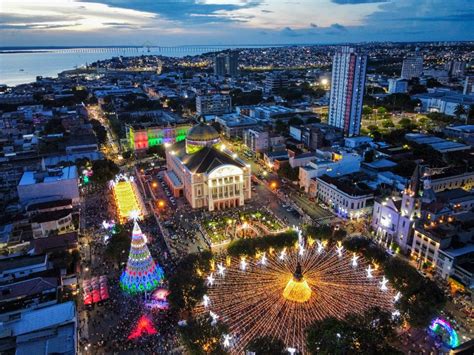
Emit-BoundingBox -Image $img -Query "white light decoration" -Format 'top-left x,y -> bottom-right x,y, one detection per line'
352,253 -> 359,268
217,263 -> 226,276
279,249 -> 286,260
240,258 -> 247,271
394,291 -> 401,302
380,276 -> 389,291
203,294 -> 210,308
207,273 -> 215,286
260,252 -> 267,266
102,220 -> 110,229
366,265 -> 373,278
129,209 -> 141,221
210,311 -> 219,325
317,240 -> 324,254
336,244 -> 343,257
223,334 -> 232,348
197,247 -> 395,353
287,347 -> 297,355
392,310 -> 401,319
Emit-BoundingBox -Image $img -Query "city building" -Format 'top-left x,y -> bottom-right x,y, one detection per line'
214,54 -> 227,76
0,301 -> 77,354
244,128 -> 269,154
17,166 -> 79,205
463,76 -> 474,95
388,78 -> 408,94
0,255 -> 49,283
213,51 -> 239,77
405,133 -> 470,154
298,149 -> 362,192
126,123 -> 191,152
165,123 -> 251,211
215,114 -> 259,138
413,90 -> 474,117
401,52 -> 424,79
264,72 -> 289,94
196,94 -> 232,116
290,123 -> 343,150
443,125 -> 474,146
30,209 -> 74,239
311,174 -> 374,219
328,47 -> 367,137
445,60 -> 466,78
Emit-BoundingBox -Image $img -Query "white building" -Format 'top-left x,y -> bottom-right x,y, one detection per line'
328,47 -> 367,137
298,149 -> 362,192
17,166 -> 79,205
401,53 -> 423,79
165,123 -> 251,211
311,174 -> 373,219
196,94 -> 232,116
413,90 -> 474,117
388,78 -> 408,94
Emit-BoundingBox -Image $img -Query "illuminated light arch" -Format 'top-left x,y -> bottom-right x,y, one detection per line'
208,164 -> 244,179
429,318 -> 460,348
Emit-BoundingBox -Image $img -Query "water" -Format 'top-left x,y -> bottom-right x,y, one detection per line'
0,46 -> 267,86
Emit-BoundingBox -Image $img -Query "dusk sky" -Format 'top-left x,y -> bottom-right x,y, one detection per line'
1,0 -> 473,47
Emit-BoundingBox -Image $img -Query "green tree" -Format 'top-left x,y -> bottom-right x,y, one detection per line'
382,119 -> 395,128
179,315 -> 228,355
89,119 -> 107,146
468,104 -> 474,123
364,149 -> 375,163
91,159 -> 119,184
105,226 -> 131,265
288,116 -> 304,126
246,336 -> 286,355
146,145 -> 165,157
274,119 -> 287,134
399,117 -> 414,129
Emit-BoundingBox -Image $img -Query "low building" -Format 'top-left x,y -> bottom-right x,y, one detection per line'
196,94 -> 232,116
17,166 -> 79,205
299,149 -> 362,192
30,209 -> 74,239
312,174 -> 373,219
0,255 -> 49,282
405,133 -> 470,154
215,114 -> 258,138
290,123 -> 343,150
126,123 -> 191,152
388,78 -> 408,94
413,90 -> 474,117
443,125 -> 474,147
0,301 -> 77,355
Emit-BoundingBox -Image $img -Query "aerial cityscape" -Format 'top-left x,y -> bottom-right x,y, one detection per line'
0,1 -> 473,354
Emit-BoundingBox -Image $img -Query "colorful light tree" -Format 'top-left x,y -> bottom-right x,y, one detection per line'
120,221 -> 164,294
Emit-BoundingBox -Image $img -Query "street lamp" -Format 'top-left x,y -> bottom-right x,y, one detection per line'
158,200 -> 165,208
152,182 -> 158,188
270,181 -> 277,190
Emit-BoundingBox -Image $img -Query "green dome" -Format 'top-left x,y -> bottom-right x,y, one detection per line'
187,123 -> 220,142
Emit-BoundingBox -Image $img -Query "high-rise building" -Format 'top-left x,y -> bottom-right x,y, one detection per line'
226,51 -> 239,77
401,53 -> 424,80
214,54 -> 227,76
213,51 -> 239,77
196,94 -> 232,116
328,47 -> 367,137
445,60 -> 466,78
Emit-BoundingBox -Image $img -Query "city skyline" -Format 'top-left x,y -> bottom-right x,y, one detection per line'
1,0 -> 473,47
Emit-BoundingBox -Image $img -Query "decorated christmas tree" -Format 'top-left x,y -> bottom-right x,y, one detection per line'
120,220 -> 164,294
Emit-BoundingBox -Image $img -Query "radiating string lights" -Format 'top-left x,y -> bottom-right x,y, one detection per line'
197,244 -> 396,354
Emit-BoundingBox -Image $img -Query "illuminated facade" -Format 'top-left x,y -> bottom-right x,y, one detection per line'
126,123 -> 191,151
111,175 -> 144,222
165,123 -> 251,211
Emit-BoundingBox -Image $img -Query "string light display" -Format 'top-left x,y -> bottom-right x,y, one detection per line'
197,244 -> 396,353
111,175 -> 143,222
120,221 -> 164,294
127,315 -> 158,340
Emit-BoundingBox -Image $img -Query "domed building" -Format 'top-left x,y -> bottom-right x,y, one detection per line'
164,122 -> 251,211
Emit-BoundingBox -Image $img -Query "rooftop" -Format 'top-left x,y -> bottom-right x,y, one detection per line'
317,174 -> 373,197
0,255 -> 47,274
0,277 -> 57,302
19,166 -> 78,186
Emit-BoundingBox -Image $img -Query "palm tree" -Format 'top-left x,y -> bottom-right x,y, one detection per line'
454,103 -> 466,120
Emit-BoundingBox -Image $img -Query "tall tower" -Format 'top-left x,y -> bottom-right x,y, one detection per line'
226,51 -> 239,77
328,47 -> 367,137
214,54 -> 226,76
120,221 -> 164,294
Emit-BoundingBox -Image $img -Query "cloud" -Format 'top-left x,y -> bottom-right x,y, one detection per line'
82,0 -> 264,24
331,0 -> 389,4
310,23 -> 318,28
261,9 -> 273,13
329,23 -> 347,31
